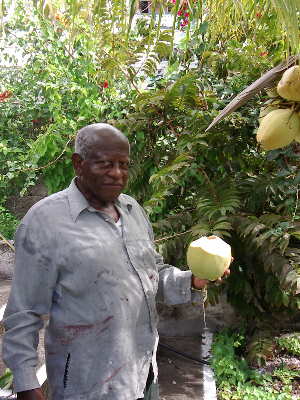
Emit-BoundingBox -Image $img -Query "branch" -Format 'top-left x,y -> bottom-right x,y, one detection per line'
19,136 -> 73,173
0,233 -> 15,252
154,229 -> 192,243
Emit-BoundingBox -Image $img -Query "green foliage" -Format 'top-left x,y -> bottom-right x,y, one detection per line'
272,366 -> 300,385
211,328 -> 251,387
277,333 -> 300,357
0,369 -> 13,390
246,331 -> 277,367
212,328 -> 299,400
0,6 -> 136,200
1,0 -> 300,323
116,55 -> 300,318
228,214 -> 300,319
0,207 -> 19,239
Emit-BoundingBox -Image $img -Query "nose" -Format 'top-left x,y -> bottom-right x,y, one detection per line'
107,163 -> 123,180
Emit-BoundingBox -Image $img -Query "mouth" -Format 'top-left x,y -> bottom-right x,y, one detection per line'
102,184 -> 123,188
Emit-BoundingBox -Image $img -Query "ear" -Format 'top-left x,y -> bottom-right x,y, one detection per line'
72,153 -> 83,176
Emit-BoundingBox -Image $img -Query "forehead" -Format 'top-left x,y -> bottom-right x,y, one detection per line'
87,141 -> 130,160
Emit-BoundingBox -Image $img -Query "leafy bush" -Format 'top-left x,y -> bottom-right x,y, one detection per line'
0,369 -> 13,390
277,333 -> 300,357
211,329 -> 299,400
0,207 -> 19,240
1,0 -> 300,324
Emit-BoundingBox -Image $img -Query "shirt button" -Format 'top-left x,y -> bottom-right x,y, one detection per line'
146,350 -> 151,355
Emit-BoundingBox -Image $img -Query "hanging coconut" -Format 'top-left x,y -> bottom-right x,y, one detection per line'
294,133 -> 300,143
187,236 -> 231,281
256,108 -> 300,150
259,104 -> 280,120
277,65 -> 300,102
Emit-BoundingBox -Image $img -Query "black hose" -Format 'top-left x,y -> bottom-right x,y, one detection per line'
158,342 -> 211,365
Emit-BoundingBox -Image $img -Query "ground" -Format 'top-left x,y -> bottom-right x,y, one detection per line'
157,336 -> 206,400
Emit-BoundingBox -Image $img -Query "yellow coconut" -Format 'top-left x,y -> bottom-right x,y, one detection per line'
294,123 -> 300,143
187,236 -> 231,281
256,109 -> 300,150
277,66 -> 300,102
259,105 -> 280,120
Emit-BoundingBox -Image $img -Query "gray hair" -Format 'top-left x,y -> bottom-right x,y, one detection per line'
75,123 -> 128,159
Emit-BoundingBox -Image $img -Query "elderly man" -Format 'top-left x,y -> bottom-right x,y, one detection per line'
3,123 -> 226,400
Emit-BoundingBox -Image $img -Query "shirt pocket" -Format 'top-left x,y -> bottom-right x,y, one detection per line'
126,239 -> 156,269
59,240 -> 123,296
126,238 -> 159,294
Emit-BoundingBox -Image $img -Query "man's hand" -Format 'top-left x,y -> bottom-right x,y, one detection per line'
192,267 -> 231,290
17,388 -> 45,400
191,275 -> 209,290
192,235 -> 233,290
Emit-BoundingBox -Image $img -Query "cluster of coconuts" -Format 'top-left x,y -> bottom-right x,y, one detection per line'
257,65 -> 300,151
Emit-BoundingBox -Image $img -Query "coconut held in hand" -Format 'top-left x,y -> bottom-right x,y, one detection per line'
187,236 -> 231,281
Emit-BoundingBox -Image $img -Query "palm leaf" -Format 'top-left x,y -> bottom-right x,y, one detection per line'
271,0 -> 300,54
206,55 -> 299,132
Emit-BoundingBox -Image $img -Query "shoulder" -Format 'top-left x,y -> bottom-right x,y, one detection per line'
21,187 -> 69,225
118,193 -> 147,218
118,193 -> 141,208
118,193 -> 153,237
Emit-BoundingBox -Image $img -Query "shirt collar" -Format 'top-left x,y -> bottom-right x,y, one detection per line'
67,178 -> 133,222
67,178 -> 90,222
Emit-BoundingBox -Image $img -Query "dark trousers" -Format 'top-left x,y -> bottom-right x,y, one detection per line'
137,366 -> 159,400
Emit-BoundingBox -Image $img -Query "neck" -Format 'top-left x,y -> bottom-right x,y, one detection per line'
75,177 -> 115,210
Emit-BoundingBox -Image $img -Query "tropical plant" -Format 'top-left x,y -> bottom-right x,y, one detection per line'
0,0 -> 300,323
228,212 -> 300,319
0,369 -> 13,390
211,328 -> 300,400
277,333 -> 300,357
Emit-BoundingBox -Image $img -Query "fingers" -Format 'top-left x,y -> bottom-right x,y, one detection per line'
192,275 -> 209,289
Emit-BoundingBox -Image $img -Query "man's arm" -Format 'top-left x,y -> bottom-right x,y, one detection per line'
140,208 -> 230,304
3,219 -> 58,395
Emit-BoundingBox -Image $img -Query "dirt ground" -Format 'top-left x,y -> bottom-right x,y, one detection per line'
157,336 -> 205,400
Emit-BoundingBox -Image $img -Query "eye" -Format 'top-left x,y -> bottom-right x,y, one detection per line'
95,160 -> 112,168
120,161 -> 130,170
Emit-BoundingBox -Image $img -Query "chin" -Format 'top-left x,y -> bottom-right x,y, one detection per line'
97,190 -> 122,203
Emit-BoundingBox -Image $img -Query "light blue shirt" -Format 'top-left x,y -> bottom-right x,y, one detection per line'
3,179 -> 197,399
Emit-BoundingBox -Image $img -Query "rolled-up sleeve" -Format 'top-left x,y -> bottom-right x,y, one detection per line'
155,252 -> 193,305
2,218 -> 58,392
139,206 -> 196,305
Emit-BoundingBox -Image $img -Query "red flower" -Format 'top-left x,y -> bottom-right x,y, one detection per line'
184,12 -> 189,17
0,90 -> 12,102
256,12 -> 262,18
180,19 -> 188,27
259,51 -> 268,57
103,80 -> 109,89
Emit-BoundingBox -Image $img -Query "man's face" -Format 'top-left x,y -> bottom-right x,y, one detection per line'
72,137 -> 130,205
